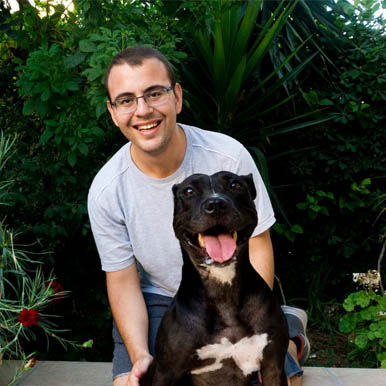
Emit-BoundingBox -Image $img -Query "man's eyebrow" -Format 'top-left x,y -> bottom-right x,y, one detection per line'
114,85 -> 168,101
114,92 -> 134,101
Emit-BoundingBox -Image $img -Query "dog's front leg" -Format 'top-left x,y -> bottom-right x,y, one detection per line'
260,360 -> 287,386
141,361 -> 189,386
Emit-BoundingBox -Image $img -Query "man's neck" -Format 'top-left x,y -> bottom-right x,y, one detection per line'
130,125 -> 186,179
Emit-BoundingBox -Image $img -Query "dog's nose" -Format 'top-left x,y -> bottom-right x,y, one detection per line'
203,197 -> 228,215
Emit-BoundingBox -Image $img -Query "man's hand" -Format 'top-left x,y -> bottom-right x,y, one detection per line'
127,354 -> 153,386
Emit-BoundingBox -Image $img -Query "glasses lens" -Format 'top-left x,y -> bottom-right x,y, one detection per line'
114,86 -> 171,114
145,87 -> 168,107
116,97 -> 136,114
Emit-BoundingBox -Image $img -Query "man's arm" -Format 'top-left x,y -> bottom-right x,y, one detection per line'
249,229 -> 274,289
106,264 -> 153,385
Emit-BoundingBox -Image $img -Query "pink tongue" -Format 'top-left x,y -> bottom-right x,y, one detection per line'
202,234 -> 236,263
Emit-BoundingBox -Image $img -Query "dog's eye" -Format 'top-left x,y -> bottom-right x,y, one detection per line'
184,187 -> 195,196
230,181 -> 241,190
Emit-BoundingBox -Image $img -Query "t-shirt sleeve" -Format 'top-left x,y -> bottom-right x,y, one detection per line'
88,190 -> 135,272
235,146 -> 276,237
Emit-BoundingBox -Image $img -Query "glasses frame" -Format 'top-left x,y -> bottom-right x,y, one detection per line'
110,85 -> 175,113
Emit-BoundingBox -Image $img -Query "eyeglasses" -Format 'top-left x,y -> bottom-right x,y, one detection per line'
110,85 -> 174,114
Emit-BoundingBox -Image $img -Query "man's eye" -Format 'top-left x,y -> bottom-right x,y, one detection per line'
118,98 -> 134,106
147,90 -> 163,100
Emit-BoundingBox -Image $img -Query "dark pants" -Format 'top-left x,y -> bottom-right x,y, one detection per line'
112,293 -> 172,379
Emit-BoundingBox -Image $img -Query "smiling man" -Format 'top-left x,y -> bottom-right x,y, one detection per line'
88,46 -> 309,386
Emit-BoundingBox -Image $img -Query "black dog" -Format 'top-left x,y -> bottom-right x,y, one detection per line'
141,171 -> 288,385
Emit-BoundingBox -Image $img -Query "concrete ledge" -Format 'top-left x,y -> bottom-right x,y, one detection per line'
1,361 -> 112,386
1,361 -> 386,385
302,367 -> 386,385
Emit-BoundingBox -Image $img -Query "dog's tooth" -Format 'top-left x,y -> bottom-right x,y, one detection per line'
198,233 -> 205,247
205,257 -> 214,265
233,231 -> 237,242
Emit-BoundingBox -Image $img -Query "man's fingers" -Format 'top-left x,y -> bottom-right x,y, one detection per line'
128,371 -> 140,386
128,355 -> 153,386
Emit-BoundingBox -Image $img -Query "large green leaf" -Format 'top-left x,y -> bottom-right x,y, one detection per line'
193,29 -> 213,75
223,55 -> 247,120
213,19 -> 227,97
244,0 -> 299,82
267,115 -> 338,137
229,0 -> 261,75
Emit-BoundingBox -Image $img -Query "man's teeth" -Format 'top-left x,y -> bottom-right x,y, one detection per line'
137,122 -> 158,130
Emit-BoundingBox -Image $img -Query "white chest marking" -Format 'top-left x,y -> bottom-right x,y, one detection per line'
191,334 -> 269,376
206,261 -> 236,285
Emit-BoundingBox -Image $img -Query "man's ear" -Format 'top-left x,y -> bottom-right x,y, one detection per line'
106,100 -> 119,127
173,83 -> 183,115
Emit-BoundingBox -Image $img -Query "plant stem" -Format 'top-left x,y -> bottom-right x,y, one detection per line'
378,239 -> 385,296
275,274 -> 287,305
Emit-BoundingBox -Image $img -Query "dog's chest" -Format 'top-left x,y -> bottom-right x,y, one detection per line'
191,332 -> 269,377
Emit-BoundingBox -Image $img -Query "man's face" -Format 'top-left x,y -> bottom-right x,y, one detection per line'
106,58 -> 183,157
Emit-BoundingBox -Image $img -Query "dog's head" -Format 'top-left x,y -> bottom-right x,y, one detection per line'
172,171 -> 257,268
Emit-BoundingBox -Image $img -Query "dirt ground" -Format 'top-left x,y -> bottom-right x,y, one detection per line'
305,327 -> 349,368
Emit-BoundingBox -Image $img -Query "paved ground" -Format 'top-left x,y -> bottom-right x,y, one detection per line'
1,361 -> 386,385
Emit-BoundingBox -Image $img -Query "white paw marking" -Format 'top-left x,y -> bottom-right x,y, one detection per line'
191,334 -> 269,376
206,261 -> 236,285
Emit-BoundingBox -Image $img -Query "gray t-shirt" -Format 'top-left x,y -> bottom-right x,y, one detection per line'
88,124 -> 275,297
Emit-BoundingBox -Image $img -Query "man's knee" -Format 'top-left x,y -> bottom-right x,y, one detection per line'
288,375 -> 302,386
113,374 -> 129,386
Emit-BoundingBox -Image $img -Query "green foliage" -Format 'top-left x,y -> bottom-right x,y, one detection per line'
0,0 -> 385,366
274,222 -> 304,243
270,0 -> 386,322
339,290 -> 386,368
0,133 -> 87,384
16,43 -> 81,118
296,190 -> 335,220
0,133 -> 16,205
2,0 -> 186,248
0,0 -> 186,363
181,0 -> 331,139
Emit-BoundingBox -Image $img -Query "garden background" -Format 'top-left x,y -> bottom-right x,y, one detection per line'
0,0 -> 385,378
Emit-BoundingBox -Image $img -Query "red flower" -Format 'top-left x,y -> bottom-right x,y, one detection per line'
45,280 -> 64,304
45,280 -> 63,294
18,308 -> 40,327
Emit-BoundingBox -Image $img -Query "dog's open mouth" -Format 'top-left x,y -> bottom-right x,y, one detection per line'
185,225 -> 241,264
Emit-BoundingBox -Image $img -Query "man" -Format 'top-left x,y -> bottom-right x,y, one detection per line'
88,46 -> 309,386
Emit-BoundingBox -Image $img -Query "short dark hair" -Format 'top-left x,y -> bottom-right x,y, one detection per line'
104,46 -> 176,100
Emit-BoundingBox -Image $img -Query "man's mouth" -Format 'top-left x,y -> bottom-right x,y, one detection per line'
134,120 -> 161,131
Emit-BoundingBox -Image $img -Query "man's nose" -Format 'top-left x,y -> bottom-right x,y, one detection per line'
134,97 -> 153,115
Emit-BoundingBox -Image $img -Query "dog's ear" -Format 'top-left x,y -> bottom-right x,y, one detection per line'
172,183 -> 180,197
172,183 -> 182,219
243,174 -> 257,200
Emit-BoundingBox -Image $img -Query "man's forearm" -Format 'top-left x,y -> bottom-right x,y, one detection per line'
249,229 -> 275,289
106,265 -> 151,363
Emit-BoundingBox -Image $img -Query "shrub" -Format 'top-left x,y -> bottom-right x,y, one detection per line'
0,133 -> 90,384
